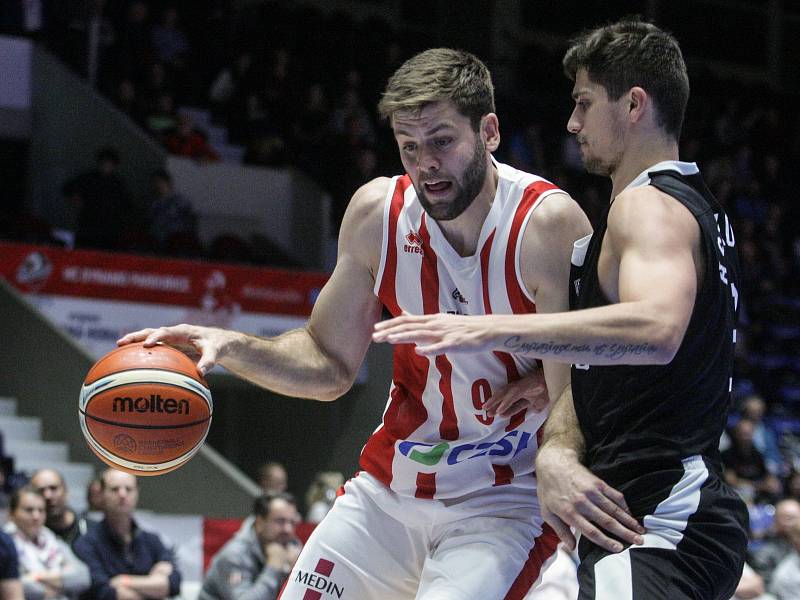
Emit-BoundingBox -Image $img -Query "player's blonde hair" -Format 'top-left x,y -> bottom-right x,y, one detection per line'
378,48 -> 495,130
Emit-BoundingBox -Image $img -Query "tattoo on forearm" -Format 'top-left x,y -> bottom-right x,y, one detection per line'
503,336 -> 658,360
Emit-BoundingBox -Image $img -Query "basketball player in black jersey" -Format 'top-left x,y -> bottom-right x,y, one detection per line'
374,19 -> 748,599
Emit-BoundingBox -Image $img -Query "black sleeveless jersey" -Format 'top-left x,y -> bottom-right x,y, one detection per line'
570,166 -> 740,507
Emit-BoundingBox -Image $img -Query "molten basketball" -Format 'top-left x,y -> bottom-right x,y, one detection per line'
78,342 -> 212,476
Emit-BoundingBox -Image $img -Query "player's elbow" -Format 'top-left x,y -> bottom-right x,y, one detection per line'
314,367 -> 354,401
650,320 -> 685,364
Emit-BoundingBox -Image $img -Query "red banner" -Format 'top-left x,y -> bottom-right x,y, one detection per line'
0,241 -> 329,316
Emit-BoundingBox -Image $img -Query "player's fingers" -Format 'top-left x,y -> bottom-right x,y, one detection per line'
542,512 -> 576,551
196,346 -> 219,376
496,399 -> 529,418
117,329 -> 155,345
587,488 -> 645,537
565,510 -> 625,553
414,341 -> 452,356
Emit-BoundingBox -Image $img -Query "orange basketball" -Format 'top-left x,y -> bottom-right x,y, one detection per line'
78,342 -> 212,476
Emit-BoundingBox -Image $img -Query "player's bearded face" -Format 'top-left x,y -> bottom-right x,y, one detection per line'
416,135 -> 487,221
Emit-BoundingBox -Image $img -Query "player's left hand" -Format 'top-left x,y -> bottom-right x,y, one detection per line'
372,313 -> 493,355
485,369 -> 549,417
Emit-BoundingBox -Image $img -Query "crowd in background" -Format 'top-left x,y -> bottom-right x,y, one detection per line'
1,1 -> 800,596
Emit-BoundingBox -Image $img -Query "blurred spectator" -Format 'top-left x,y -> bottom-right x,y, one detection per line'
150,6 -> 189,75
199,493 -> 301,600
723,419 -> 783,504
785,472 -> 800,502
146,93 -> 179,140
110,77 -> 142,124
257,463 -> 287,496
751,499 -> 800,586
111,1 -> 151,77
164,114 -> 219,162
769,510 -> 800,599
73,469 -> 181,600
145,169 -> 198,251
732,563 -> 774,600
3,486 -> 90,600
0,529 -> 23,600
85,477 -> 103,516
61,147 -> 135,251
29,470 -> 94,548
740,395 -> 787,477
304,472 -> 343,524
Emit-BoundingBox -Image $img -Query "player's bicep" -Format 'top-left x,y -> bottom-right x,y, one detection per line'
612,190 -> 699,340
307,254 -> 382,379
306,178 -> 387,383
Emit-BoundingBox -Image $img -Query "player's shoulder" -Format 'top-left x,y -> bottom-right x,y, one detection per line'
612,183 -> 694,225
338,177 -> 393,262
345,177 -> 393,225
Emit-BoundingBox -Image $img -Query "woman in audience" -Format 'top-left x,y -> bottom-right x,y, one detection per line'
2,487 -> 89,600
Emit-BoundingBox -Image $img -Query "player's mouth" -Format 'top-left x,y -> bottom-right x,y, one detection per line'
423,180 -> 453,197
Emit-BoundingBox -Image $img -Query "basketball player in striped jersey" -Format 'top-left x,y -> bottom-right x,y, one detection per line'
119,48 -> 592,599
374,21 -> 747,600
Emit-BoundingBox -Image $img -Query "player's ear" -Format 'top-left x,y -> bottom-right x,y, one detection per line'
482,113 -> 500,152
628,87 -> 647,124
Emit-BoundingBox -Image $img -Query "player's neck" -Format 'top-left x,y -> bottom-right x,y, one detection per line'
610,135 -> 679,200
436,164 -> 498,257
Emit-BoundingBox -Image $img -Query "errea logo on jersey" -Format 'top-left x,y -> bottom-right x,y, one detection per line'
404,230 -> 424,255
398,429 -> 532,467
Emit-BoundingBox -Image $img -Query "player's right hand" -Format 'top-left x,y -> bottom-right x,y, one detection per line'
536,447 -> 645,554
117,324 -> 230,375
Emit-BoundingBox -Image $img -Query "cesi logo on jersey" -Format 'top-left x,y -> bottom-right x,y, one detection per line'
398,429 -> 532,467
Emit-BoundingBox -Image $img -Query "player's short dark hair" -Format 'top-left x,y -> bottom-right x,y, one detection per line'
378,48 -> 495,131
253,492 -> 296,518
563,18 -> 689,140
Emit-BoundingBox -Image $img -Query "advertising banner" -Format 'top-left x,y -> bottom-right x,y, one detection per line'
0,242 -> 329,359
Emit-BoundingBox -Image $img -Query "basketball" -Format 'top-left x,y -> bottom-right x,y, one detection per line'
78,342 -> 213,476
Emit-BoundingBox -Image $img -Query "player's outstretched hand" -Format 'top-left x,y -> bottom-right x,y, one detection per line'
485,369 -> 549,417
117,324 -> 233,375
372,313 -> 492,355
536,447 -> 645,554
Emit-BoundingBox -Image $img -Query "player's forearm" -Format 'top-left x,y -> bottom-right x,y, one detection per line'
537,385 -> 585,460
489,302 -> 683,365
219,328 -> 353,401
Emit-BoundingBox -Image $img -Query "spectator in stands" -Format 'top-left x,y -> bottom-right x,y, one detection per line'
741,394 -> 786,477
199,493 -> 301,600
61,147 -> 135,251
73,469 -> 181,600
751,499 -> 800,587
304,471 -> 343,524
0,529 -> 23,600
731,563 -> 773,600
785,471 -> 800,502
256,462 -> 287,495
146,168 -> 198,251
150,6 -> 190,70
164,114 -> 219,162
3,486 -> 90,600
723,419 -> 783,503
769,509 -> 800,599
29,470 -> 94,547
84,477 -> 103,515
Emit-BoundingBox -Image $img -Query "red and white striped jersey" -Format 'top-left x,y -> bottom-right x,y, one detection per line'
361,160 -> 564,501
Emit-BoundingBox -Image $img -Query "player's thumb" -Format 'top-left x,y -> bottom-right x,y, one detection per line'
196,349 -> 218,376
